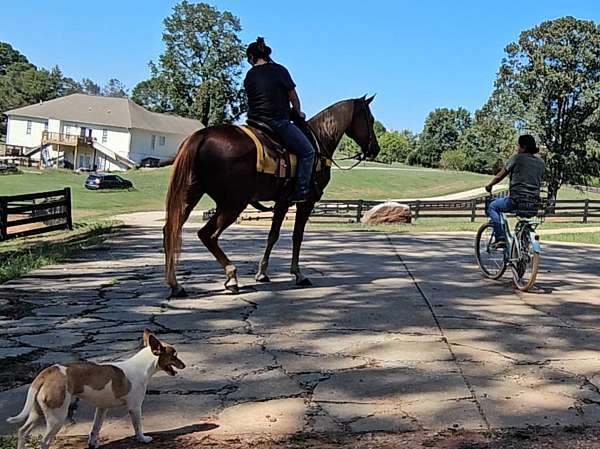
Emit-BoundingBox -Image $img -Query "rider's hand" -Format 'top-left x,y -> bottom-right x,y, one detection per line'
485,184 -> 493,193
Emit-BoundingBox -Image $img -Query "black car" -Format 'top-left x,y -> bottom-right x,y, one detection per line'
0,163 -> 19,174
84,173 -> 133,190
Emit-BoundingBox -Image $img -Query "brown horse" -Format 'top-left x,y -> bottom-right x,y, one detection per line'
164,96 -> 380,297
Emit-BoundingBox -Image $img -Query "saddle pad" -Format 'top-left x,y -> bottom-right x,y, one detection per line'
239,125 -> 298,178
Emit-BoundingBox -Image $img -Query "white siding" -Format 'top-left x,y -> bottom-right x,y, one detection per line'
129,129 -> 186,162
59,121 -> 131,156
6,116 -> 47,148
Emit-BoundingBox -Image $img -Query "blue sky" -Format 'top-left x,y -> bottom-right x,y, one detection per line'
2,1 -> 599,131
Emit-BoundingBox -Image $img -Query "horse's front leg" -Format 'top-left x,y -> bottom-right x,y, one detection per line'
290,202 -> 314,286
256,202 -> 290,282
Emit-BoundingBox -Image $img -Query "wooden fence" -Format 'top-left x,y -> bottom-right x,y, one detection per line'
233,196 -> 600,224
0,188 -> 73,241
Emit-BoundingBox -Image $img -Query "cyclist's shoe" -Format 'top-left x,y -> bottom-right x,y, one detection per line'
491,239 -> 507,251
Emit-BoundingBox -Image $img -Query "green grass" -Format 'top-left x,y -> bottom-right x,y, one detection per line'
542,232 -> 600,245
0,219 -> 119,283
303,218 -> 599,233
1,168 -> 598,221
0,168 -> 214,219
325,168 -> 491,199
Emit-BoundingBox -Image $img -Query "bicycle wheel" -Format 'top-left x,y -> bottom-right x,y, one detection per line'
510,231 -> 540,291
475,223 -> 506,279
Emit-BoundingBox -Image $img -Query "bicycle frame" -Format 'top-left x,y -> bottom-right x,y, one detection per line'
499,213 -> 542,268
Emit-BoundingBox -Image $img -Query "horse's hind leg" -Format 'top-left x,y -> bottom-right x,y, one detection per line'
256,201 -> 290,282
198,204 -> 247,294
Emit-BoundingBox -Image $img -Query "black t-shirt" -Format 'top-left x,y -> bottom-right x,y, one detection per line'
244,63 -> 296,122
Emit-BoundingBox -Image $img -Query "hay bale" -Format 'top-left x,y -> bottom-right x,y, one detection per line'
361,201 -> 411,224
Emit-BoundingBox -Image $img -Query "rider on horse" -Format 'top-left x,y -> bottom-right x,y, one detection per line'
244,37 -> 315,203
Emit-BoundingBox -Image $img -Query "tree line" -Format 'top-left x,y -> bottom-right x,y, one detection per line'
2,3 -> 599,199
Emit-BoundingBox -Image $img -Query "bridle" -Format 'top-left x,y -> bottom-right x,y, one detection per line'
309,99 -> 374,171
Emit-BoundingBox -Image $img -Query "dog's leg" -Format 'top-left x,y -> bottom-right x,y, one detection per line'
129,407 -> 152,444
88,408 -> 108,449
17,409 -> 40,449
40,410 -> 66,449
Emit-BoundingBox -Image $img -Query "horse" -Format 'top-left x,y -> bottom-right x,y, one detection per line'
163,95 -> 380,297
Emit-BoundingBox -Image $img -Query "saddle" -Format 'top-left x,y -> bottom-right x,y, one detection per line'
239,118 -> 329,179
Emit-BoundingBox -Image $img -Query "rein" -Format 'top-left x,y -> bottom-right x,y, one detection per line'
307,100 -> 372,171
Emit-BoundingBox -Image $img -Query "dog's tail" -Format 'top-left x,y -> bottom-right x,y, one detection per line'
7,382 -> 38,424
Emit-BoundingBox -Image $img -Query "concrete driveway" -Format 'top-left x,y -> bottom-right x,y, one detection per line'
1,221 -> 599,444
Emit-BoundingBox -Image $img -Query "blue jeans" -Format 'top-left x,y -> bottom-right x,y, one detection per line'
487,197 -> 515,240
269,118 -> 315,197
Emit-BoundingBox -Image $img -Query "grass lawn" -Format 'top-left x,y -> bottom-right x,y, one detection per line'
1,168 -> 597,220
0,219 -> 119,284
542,232 -> 600,246
299,217 -> 599,234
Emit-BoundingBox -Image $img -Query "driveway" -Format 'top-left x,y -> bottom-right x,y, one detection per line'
1,219 -> 599,446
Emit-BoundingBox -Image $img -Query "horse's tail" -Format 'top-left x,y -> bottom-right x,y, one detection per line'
164,131 -> 205,288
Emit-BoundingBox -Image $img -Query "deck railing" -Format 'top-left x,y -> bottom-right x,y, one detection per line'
41,131 -> 93,147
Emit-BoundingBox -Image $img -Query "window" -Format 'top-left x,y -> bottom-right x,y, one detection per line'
159,135 -> 166,146
26,121 -> 32,135
102,129 -> 108,143
151,135 -> 156,150
44,121 -> 49,131
65,125 -> 71,135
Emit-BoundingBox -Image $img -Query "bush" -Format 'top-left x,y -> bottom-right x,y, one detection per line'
439,149 -> 467,170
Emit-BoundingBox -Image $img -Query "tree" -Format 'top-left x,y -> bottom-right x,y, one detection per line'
496,16 -> 600,200
377,130 -> 415,164
131,78 -> 171,112
81,78 -> 101,95
457,109 -> 518,174
413,108 -> 471,167
102,78 -> 128,97
143,1 -> 246,125
0,42 -> 31,75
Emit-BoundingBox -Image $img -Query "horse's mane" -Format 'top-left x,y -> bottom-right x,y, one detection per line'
308,99 -> 356,152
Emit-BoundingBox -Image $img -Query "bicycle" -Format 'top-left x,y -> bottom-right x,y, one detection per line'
475,195 -> 544,291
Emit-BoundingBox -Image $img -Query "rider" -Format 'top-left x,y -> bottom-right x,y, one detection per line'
485,134 -> 545,249
244,37 -> 315,203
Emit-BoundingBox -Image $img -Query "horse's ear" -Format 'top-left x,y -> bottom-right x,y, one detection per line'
366,94 -> 376,105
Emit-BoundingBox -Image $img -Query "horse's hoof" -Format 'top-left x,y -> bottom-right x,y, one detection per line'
255,273 -> 270,283
169,286 -> 187,298
225,283 -> 240,294
296,277 -> 312,287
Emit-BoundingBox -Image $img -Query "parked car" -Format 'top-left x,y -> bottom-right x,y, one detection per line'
140,157 -> 160,168
0,163 -> 19,174
84,173 -> 133,190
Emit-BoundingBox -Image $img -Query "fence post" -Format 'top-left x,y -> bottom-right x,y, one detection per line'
0,197 -> 7,241
583,198 -> 589,224
356,200 -> 364,223
64,187 -> 73,230
413,200 -> 420,222
470,199 -> 477,222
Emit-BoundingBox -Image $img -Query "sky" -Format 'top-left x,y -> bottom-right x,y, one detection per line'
2,1 -> 600,131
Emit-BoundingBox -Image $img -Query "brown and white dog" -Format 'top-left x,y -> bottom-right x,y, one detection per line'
7,329 -> 185,449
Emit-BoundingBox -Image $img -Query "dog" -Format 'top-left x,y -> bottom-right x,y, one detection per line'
7,329 -> 185,449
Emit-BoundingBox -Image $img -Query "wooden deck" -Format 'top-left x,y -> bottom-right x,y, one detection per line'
41,131 -> 93,148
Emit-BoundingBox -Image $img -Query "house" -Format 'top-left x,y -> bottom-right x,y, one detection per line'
3,94 -> 203,171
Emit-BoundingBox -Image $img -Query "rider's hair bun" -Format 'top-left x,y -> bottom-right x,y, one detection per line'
247,37 -> 272,60
256,37 -> 272,56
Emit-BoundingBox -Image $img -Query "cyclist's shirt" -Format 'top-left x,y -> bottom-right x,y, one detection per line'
505,153 -> 545,200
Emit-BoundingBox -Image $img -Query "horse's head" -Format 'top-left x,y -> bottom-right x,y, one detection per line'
346,95 -> 381,160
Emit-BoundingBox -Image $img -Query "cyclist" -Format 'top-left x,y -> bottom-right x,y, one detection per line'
485,135 -> 545,249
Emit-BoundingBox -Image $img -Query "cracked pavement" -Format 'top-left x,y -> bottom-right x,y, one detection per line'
1,219 -> 600,443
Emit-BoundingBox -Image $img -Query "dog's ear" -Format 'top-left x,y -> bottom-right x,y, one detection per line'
143,329 -> 154,347
148,334 -> 163,356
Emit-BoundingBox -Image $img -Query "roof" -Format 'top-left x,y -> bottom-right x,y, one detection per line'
4,93 -> 203,135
